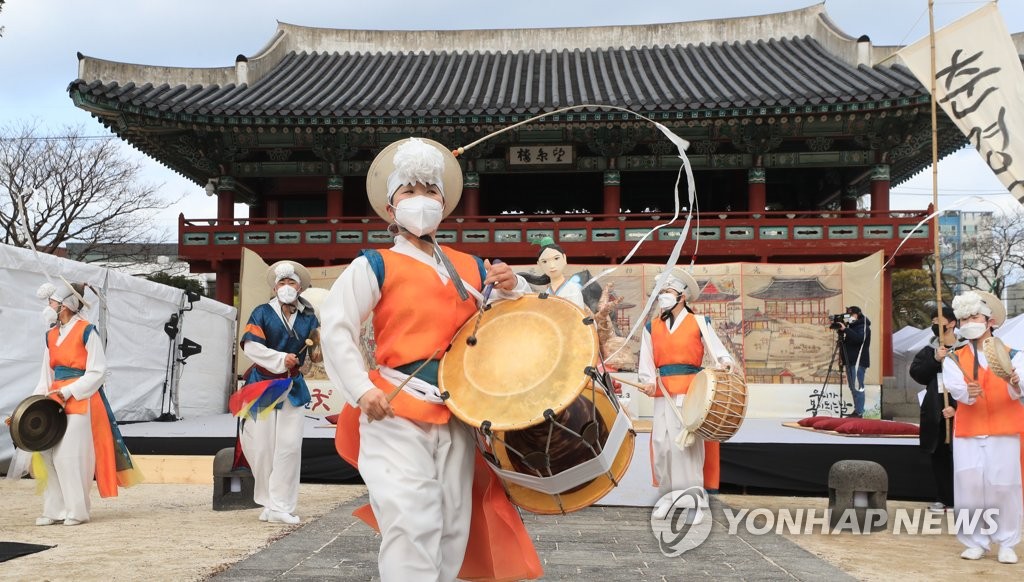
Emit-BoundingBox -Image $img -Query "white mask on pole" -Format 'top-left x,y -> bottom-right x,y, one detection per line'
393,196 -> 444,237
276,285 -> 298,305
958,321 -> 987,340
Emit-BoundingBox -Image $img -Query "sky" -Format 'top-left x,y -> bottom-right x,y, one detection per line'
2,0 -> 1023,241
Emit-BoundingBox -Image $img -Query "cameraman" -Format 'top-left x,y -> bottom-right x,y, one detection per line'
837,306 -> 870,417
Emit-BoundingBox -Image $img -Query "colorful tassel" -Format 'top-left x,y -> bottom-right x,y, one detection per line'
229,378 -> 293,421
31,452 -> 47,495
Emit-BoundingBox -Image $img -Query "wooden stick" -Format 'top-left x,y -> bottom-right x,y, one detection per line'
614,376 -> 649,390
386,349 -> 442,403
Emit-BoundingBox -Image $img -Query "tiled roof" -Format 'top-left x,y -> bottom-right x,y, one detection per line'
70,36 -> 924,119
747,277 -> 842,300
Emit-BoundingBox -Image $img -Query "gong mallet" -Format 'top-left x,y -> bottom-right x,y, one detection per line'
467,259 -> 503,346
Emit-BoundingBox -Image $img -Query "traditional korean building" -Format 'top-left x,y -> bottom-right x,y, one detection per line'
747,277 -> 842,325
69,4 -> 992,374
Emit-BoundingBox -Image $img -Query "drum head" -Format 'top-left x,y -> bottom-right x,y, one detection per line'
492,385 -> 635,514
10,395 -> 67,452
682,370 -> 714,429
440,294 -> 598,431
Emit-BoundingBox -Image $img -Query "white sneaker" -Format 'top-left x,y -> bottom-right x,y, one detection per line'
998,547 -> 1018,564
63,518 -> 86,526
651,500 -> 672,520
960,547 -> 985,560
258,508 -> 269,522
267,510 -> 300,525
35,517 -> 61,526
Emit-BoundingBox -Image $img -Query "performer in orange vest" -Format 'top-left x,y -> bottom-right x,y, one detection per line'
637,269 -> 734,518
320,137 -> 541,582
32,280 -> 142,526
944,290 -> 1024,564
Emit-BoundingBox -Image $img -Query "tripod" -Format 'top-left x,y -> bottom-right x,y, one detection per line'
808,329 -> 848,417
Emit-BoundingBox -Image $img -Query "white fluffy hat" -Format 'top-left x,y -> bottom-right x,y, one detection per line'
953,290 -> 1006,328
365,137 -> 463,221
266,260 -> 311,290
663,269 -> 701,303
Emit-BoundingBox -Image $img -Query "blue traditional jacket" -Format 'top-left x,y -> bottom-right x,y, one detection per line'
240,302 -> 319,407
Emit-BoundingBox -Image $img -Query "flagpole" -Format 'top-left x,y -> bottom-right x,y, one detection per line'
927,0 -> 952,445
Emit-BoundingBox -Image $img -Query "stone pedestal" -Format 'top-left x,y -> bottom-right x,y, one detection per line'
828,459 -> 888,531
212,447 -> 260,511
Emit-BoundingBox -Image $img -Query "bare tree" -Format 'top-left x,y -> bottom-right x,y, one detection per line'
0,0 -> 6,37
928,210 -> 1024,298
0,121 -> 173,260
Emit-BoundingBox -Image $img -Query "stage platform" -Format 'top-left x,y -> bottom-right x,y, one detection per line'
119,414 -> 933,502
118,415 -> 359,483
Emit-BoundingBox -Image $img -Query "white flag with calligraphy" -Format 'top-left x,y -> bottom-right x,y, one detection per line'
897,2 -> 1024,203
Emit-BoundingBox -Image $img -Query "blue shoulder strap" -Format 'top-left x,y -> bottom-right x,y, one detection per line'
83,324 -> 97,344
645,321 -> 652,334
360,249 -> 386,291
473,256 -> 486,287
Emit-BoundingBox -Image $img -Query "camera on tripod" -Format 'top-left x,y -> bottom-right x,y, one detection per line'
829,313 -> 851,330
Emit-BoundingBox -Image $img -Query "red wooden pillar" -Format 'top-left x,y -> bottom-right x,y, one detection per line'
266,198 -> 280,219
214,260 -> 234,306
327,176 -> 344,218
870,164 -> 890,213
747,167 -> 766,213
217,189 -> 234,224
462,172 -> 480,217
882,267 -> 893,376
603,170 -> 621,215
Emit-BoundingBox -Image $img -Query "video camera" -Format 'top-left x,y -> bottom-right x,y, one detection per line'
829,313 -> 851,330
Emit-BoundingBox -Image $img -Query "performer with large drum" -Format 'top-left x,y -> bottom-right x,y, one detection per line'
28,280 -> 142,526
636,269 -> 737,518
321,137 -> 541,582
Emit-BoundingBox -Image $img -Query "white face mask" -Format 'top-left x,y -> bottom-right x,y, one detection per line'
42,305 -> 59,325
959,321 -> 988,340
393,196 -> 444,237
276,285 -> 298,305
657,293 -> 679,311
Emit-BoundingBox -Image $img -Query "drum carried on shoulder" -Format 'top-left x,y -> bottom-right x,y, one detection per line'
440,294 -> 635,515
679,368 -> 748,447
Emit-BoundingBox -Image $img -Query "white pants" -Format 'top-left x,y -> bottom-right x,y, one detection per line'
41,411 -> 95,522
359,414 -> 474,582
652,397 -> 704,497
240,403 -> 304,514
953,435 -> 1023,550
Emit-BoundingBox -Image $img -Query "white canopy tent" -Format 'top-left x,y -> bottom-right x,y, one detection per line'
0,243 -> 237,470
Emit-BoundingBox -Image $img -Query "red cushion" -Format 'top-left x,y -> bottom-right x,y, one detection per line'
808,416 -> 856,430
324,414 -> 340,425
797,416 -> 819,427
835,419 -> 920,436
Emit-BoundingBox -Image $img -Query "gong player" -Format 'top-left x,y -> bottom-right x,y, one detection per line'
29,280 -> 142,526
320,137 -> 540,582
637,268 -> 734,518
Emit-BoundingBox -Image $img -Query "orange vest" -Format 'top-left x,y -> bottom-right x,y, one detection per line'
650,314 -> 704,396
372,247 -> 483,424
952,344 -> 1024,437
47,319 -> 98,415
